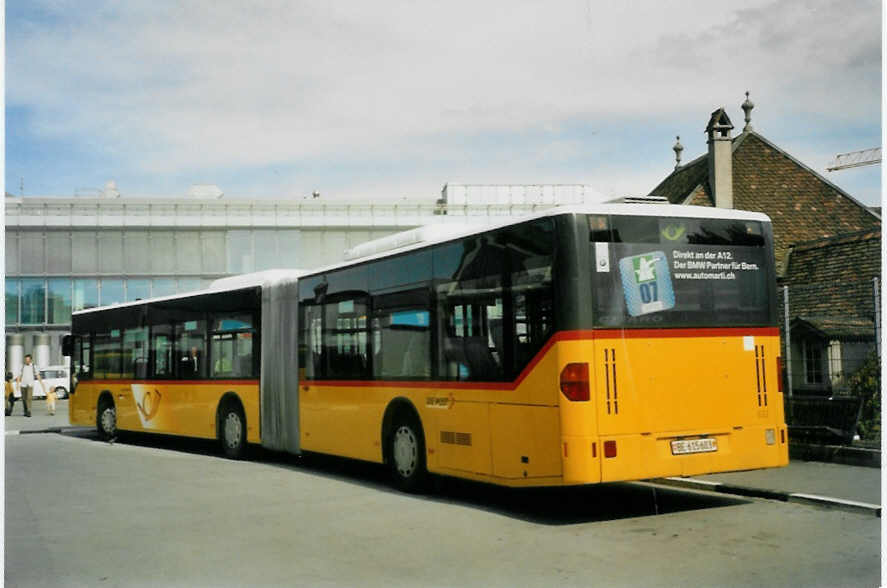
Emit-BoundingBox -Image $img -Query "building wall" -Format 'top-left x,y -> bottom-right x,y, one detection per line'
4,226 -> 398,367
5,191 -> 576,370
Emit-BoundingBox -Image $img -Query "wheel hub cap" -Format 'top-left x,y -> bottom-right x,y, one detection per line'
393,426 -> 417,477
224,413 -> 242,448
101,408 -> 116,435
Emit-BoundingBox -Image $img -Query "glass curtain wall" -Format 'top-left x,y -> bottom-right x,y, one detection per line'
126,279 -> 151,302
6,280 -> 19,324
74,280 -> 99,311
6,228 -> 311,326
20,279 -> 45,324
47,279 -> 72,324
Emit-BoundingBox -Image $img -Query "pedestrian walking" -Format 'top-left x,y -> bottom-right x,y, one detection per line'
5,372 -> 15,416
16,355 -> 42,418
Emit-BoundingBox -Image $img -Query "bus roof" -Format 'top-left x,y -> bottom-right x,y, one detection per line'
72,269 -> 306,316
207,269 -> 309,291
302,203 -> 771,274
73,203 -> 770,316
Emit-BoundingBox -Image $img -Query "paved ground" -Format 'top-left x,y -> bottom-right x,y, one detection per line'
5,430 -> 882,588
4,398 -> 71,433
5,399 -> 881,507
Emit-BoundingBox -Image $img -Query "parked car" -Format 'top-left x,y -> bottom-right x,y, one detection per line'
10,365 -> 70,400
39,366 -> 70,399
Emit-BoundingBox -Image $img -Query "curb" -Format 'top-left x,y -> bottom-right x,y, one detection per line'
7,426 -> 89,436
789,442 -> 881,469
654,476 -> 882,517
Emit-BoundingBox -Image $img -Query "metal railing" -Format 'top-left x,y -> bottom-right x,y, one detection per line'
4,197 -> 559,229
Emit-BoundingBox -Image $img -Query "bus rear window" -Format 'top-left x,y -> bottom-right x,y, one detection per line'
589,215 -> 771,327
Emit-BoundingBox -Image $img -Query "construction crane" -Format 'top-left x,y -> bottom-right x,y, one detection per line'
826,147 -> 881,172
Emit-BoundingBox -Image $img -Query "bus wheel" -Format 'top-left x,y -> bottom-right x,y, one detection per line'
219,403 -> 246,460
96,396 -> 116,441
389,413 -> 427,493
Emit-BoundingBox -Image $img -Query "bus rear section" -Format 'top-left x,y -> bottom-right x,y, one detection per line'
558,212 -> 789,484
557,328 -> 787,484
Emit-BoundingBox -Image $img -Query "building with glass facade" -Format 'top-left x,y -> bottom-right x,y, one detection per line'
4,184 -> 595,370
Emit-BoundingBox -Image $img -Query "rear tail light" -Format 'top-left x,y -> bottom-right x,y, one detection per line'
604,440 -> 617,458
560,363 -> 590,402
776,356 -> 784,392
780,429 -> 786,444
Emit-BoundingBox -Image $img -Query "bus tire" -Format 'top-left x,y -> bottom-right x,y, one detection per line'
96,394 -> 116,441
388,411 -> 428,493
218,400 -> 247,460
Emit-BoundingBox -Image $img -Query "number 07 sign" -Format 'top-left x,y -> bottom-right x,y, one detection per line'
618,251 -> 676,317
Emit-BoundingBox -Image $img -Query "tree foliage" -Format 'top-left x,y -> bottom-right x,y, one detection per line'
850,351 -> 881,441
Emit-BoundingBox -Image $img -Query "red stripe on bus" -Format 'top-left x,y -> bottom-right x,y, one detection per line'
307,379 -> 514,391
84,379 -> 259,386
306,326 -> 779,391
590,326 -> 779,339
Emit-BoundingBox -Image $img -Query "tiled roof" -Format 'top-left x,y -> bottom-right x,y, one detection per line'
649,155 -> 709,204
781,230 -> 881,323
649,130 -> 881,274
790,316 -> 875,339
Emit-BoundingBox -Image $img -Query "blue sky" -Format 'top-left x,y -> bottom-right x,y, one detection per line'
5,0 -> 882,206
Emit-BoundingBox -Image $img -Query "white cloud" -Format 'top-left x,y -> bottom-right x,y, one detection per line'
6,0 -> 881,201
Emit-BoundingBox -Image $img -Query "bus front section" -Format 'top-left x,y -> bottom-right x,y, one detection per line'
558,210 -> 788,485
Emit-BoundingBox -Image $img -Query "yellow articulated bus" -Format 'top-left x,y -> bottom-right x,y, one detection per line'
65,204 -> 788,491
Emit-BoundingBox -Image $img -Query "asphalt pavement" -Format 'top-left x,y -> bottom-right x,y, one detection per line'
9,432 -> 878,588
5,399 -> 881,514
4,397 -> 74,433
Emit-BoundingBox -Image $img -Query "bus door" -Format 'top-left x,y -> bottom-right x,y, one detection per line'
66,334 -> 94,425
434,295 -> 499,476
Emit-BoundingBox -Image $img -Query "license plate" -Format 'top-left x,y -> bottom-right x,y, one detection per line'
671,438 -> 717,455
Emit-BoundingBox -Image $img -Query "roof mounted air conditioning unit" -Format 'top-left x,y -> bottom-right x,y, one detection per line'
343,224 -> 469,261
609,195 -> 670,204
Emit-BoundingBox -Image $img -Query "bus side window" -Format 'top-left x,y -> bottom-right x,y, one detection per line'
371,289 -> 431,380
93,329 -> 122,379
73,334 -> 93,381
176,319 -> 207,379
433,235 -> 507,382
209,313 -> 255,378
151,324 -> 173,379
122,327 -> 148,380
322,297 -> 369,379
234,332 -> 253,377
506,218 -> 555,378
368,250 -> 433,381
302,304 -> 323,379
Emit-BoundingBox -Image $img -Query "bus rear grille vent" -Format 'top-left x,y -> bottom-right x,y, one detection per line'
604,348 -> 619,414
440,431 -> 472,446
754,345 -> 768,407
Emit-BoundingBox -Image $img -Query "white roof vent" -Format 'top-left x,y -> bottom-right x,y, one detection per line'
344,224 -> 469,261
187,184 -> 224,199
607,195 -> 670,204
209,269 -> 307,290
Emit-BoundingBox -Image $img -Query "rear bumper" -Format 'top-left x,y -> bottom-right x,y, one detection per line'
563,425 -> 789,484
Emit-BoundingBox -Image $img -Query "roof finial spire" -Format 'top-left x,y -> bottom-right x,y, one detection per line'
673,135 -> 684,169
741,90 -> 755,132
